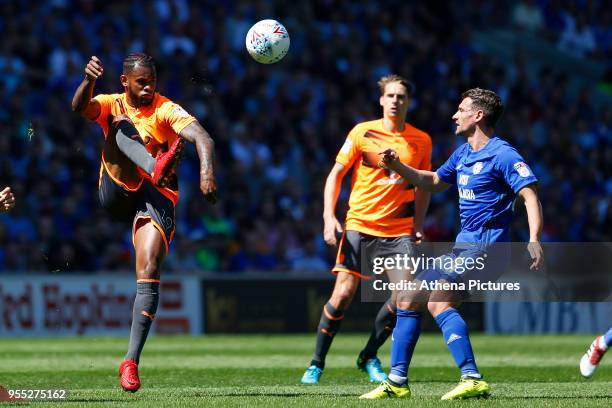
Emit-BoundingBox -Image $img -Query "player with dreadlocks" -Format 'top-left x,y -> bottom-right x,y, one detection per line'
72,53 -> 217,392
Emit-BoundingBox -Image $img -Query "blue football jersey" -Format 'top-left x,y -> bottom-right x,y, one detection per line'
436,137 -> 537,244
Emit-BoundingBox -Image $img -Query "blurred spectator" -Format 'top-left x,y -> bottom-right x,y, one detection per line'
512,0 -> 544,32
557,12 -> 596,58
290,239 -> 328,273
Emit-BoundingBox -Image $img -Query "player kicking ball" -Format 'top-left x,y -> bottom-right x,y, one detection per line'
360,88 -> 544,400
580,327 -> 612,377
72,53 -> 217,392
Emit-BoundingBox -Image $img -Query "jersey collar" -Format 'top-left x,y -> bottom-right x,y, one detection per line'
463,136 -> 500,164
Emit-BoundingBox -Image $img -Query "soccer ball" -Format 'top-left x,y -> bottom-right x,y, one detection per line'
245,19 -> 290,64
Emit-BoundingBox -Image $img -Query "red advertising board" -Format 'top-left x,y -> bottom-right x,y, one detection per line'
0,275 -> 202,336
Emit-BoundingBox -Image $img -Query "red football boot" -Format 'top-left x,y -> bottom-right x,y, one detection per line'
119,359 -> 141,392
152,137 -> 185,187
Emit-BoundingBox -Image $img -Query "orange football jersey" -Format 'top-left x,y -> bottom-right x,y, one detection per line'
335,119 -> 432,237
93,93 -> 196,204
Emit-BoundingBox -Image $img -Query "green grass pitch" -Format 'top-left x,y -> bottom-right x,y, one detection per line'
1,334 -> 610,406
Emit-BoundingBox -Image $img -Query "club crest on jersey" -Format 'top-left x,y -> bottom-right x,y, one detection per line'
513,161 -> 531,177
472,162 -> 483,174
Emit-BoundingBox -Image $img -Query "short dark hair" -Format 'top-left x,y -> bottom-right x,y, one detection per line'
461,88 -> 504,128
378,74 -> 414,96
123,53 -> 156,74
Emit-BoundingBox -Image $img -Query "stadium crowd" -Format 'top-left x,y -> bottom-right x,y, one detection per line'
0,0 -> 609,273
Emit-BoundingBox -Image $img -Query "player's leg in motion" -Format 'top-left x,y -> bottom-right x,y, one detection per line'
103,116 -> 146,188
428,299 -> 490,400
119,220 -> 165,392
358,237 -> 414,383
300,272 -> 359,384
357,296 -> 396,382
113,115 -> 185,187
359,284 -> 421,399
580,326 -> 612,377
114,116 -> 155,175
105,117 -> 165,392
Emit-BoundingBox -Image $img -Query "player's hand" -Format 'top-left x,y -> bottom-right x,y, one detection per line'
323,216 -> 343,246
415,231 -> 425,245
85,56 -> 103,81
0,187 -> 15,212
527,241 -> 543,270
378,148 -> 399,169
200,175 -> 217,204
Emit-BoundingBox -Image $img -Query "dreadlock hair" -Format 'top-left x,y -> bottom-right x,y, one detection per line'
123,53 -> 156,74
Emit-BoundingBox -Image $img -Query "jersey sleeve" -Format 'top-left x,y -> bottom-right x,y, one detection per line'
335,125 -> 362,167
496,147 -> 538,193
159,100 -> 197,136
93,94 -> 117,127
436,145 -> 463,185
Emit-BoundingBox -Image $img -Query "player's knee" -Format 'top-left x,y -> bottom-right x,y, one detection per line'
334,283 -> 357,304
137,256 -> 161,280
330,294 -> 352,311
396,290 -> 424,311
109,115 -> 135,141
389,291 -> 398,306
331,273 -> 358,305
427,302 -> 453,317
111,114 -> 133,128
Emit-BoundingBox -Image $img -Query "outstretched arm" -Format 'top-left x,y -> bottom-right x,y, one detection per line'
517,184 -> 544,270
71,56 -> 103,120
179,121 -> 217,204
380,149 -> 450,193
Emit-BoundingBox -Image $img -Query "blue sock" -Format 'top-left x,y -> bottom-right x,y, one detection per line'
434,308 -> 480,377
389,309 -> 422,381
604,327 -> 612,348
